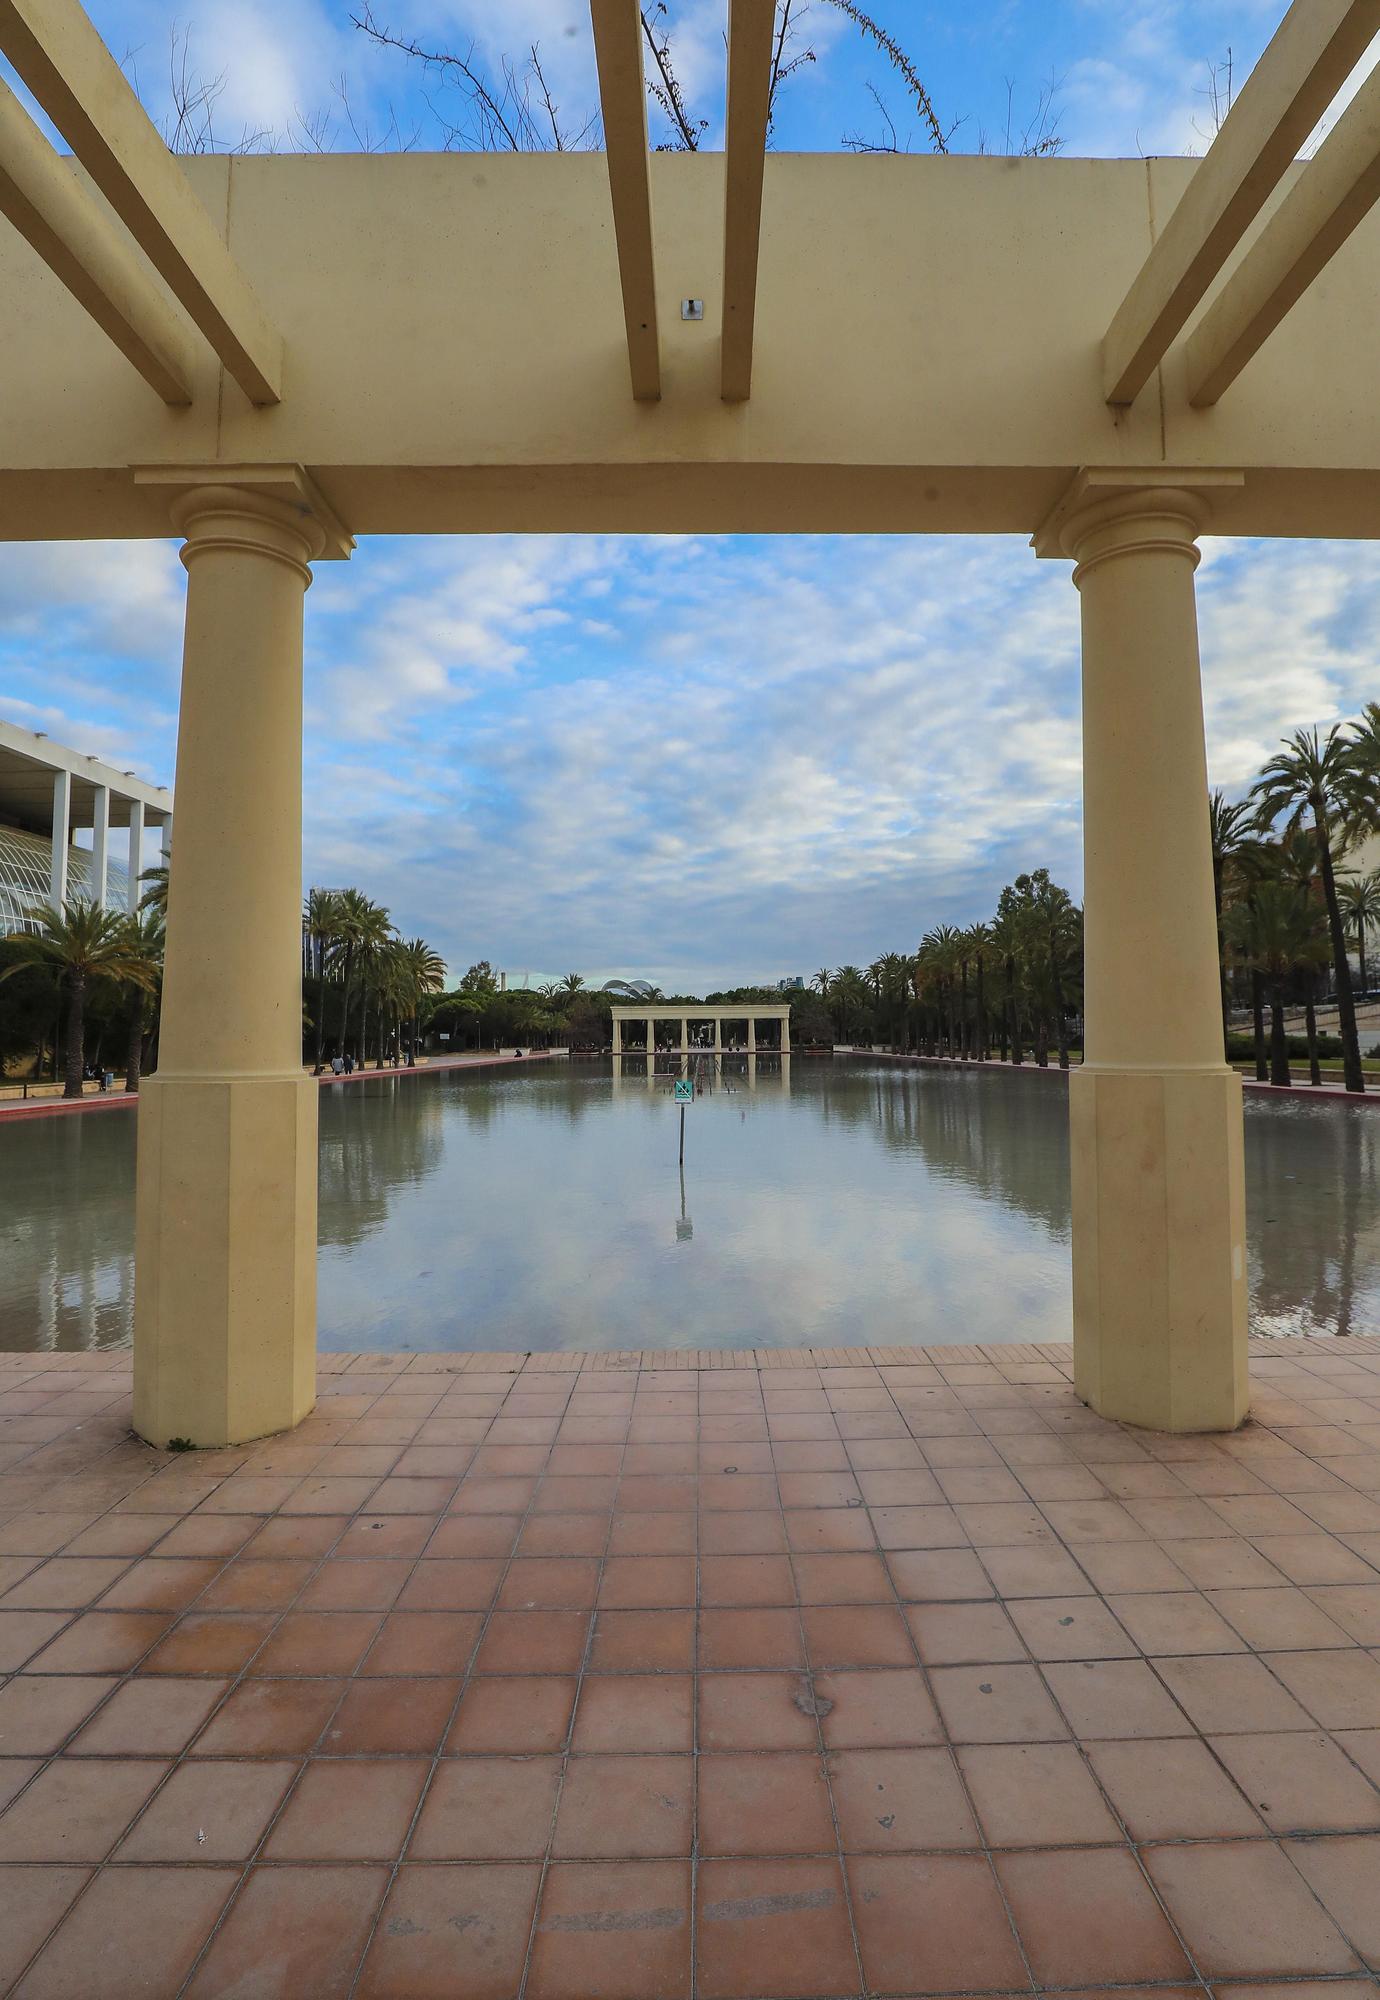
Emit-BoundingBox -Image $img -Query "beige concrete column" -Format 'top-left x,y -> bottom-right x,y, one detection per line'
713,1015 -> 722,1053
1060,484 -> 1247,1433
680,1016 -> 689,1052
612,1016 -> 622,1054
49,770 -> 71,907
134,484 -> 327,1448
780,1011 -> 791,1054
747,1019 -> 756,1054
126,799 -> 145,914
89,783 -> 109,907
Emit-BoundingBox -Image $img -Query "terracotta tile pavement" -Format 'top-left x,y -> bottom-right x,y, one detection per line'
1,1336 -> 1380,1994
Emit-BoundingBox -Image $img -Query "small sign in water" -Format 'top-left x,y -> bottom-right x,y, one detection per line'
673,1079 -> 694,1102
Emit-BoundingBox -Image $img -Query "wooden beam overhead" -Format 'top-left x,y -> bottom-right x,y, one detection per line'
0,78 -> 193,403
590,0 -> 660,402
1187,61 -> 1380,405
0,0 -> 282,404
721,0 -> 774,403
1102,0 -> 1380,407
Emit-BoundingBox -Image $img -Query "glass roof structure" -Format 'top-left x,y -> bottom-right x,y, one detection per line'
0,825 -> 128,935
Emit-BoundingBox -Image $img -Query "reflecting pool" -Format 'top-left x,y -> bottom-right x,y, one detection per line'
2,1057 -> 1378,1353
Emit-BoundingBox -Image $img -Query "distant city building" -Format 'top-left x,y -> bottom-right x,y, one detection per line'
777,976 -> 805,991
0,720 -> 172,934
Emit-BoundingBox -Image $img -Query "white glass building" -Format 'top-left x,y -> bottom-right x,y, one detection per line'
0,720 -> 171,933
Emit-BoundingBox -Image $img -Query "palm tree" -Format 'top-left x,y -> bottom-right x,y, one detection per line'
988,906 -> 1024,1064
559,973 -> 585,998
1209,790 -> 1254,1048
1269,829 -> 1331,1083
811,967 -> 832,997
334,890 -> 392,1065
304,887 -> 345,1074
1338,868 -> 1380,1001
1252,726 -> 1366,1092
1,898 -> 156,1097
920,926 -> 962,1056
398,936 -> 447,1057
1226,880 -> 1328,1087
830,965 -> 870,1039
964,924 -> 992,1061
1028,874 -> 1079,1070
117,910 -> 164,1091
138,856 -> 170,920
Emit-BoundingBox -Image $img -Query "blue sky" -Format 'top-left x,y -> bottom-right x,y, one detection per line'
3,3 -> 1380,991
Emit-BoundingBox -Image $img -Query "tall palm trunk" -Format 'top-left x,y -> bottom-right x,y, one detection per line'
1048,929 -> 1070,1070
1007,959 -> 1022,1064
1034,1014 -> 1049,1067
1354,922 -> 1369,1003
1304,992 -> 1321,1087
63,972 -> 86,1099
311,947 -> 328,1074
1251,971 -> 1268,1081
974,960 -> 987,1060
1315,804 -> 1364,1092
1269,982 -> 1291,1085
125,999 -> 145,1093
1213,853 -> 1231,1053
338,944 -> 357,1066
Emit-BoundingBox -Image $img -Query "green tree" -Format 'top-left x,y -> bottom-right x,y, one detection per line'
1226,879 -> 1328,1087
117,909 -> 165,1092
397,937 -> 447,1057
303,886 -> 346,1073
138,855 -> 170,920
1209,789 -> 1254,1049
987,905 -> 1024,1064
1,898 -> 157,1098
1252,726 -> 1367,1092
1338,868 -> 1380,1000
335,890 -> 393,1063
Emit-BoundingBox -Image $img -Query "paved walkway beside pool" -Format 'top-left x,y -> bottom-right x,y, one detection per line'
2,1337 -> 1380,1998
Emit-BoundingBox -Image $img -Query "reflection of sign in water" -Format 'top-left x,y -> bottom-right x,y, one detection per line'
673,1079 -> 694,1102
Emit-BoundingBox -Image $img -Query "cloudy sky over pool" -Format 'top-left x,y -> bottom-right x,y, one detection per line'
3,3 -> 1380,991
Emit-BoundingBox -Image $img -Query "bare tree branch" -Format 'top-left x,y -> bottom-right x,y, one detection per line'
816,0 -> 947,152
640,4 -> 706,151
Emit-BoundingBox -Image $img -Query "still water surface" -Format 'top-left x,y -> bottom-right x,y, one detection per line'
2,1057 -> 1377,1353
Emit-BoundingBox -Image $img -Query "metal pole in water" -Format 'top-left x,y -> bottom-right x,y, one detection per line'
679,1102 -> 685,1167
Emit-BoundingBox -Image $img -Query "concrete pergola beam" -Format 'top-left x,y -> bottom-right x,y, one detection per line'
0,78 -> 192,404
0,0 -> 283,404
1187,59 -> 1380,406
721,0 -> 775,403
1102,0 -> 1380,407
590,0 -> 660,402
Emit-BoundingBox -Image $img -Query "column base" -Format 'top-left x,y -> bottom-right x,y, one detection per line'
1071,1065 -> 1248,1433
133,1073 -> 317,1447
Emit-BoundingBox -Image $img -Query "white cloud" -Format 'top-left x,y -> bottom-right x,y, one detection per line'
4,521 -> 1380,993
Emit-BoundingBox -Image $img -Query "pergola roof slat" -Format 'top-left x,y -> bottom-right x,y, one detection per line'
590,0 -> 660,402
1187,59 -> 1380,406
0,0 -> 283,404
1102,0 -> 1380,408
0,77 -> 193,404
721,0 -> 775,403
